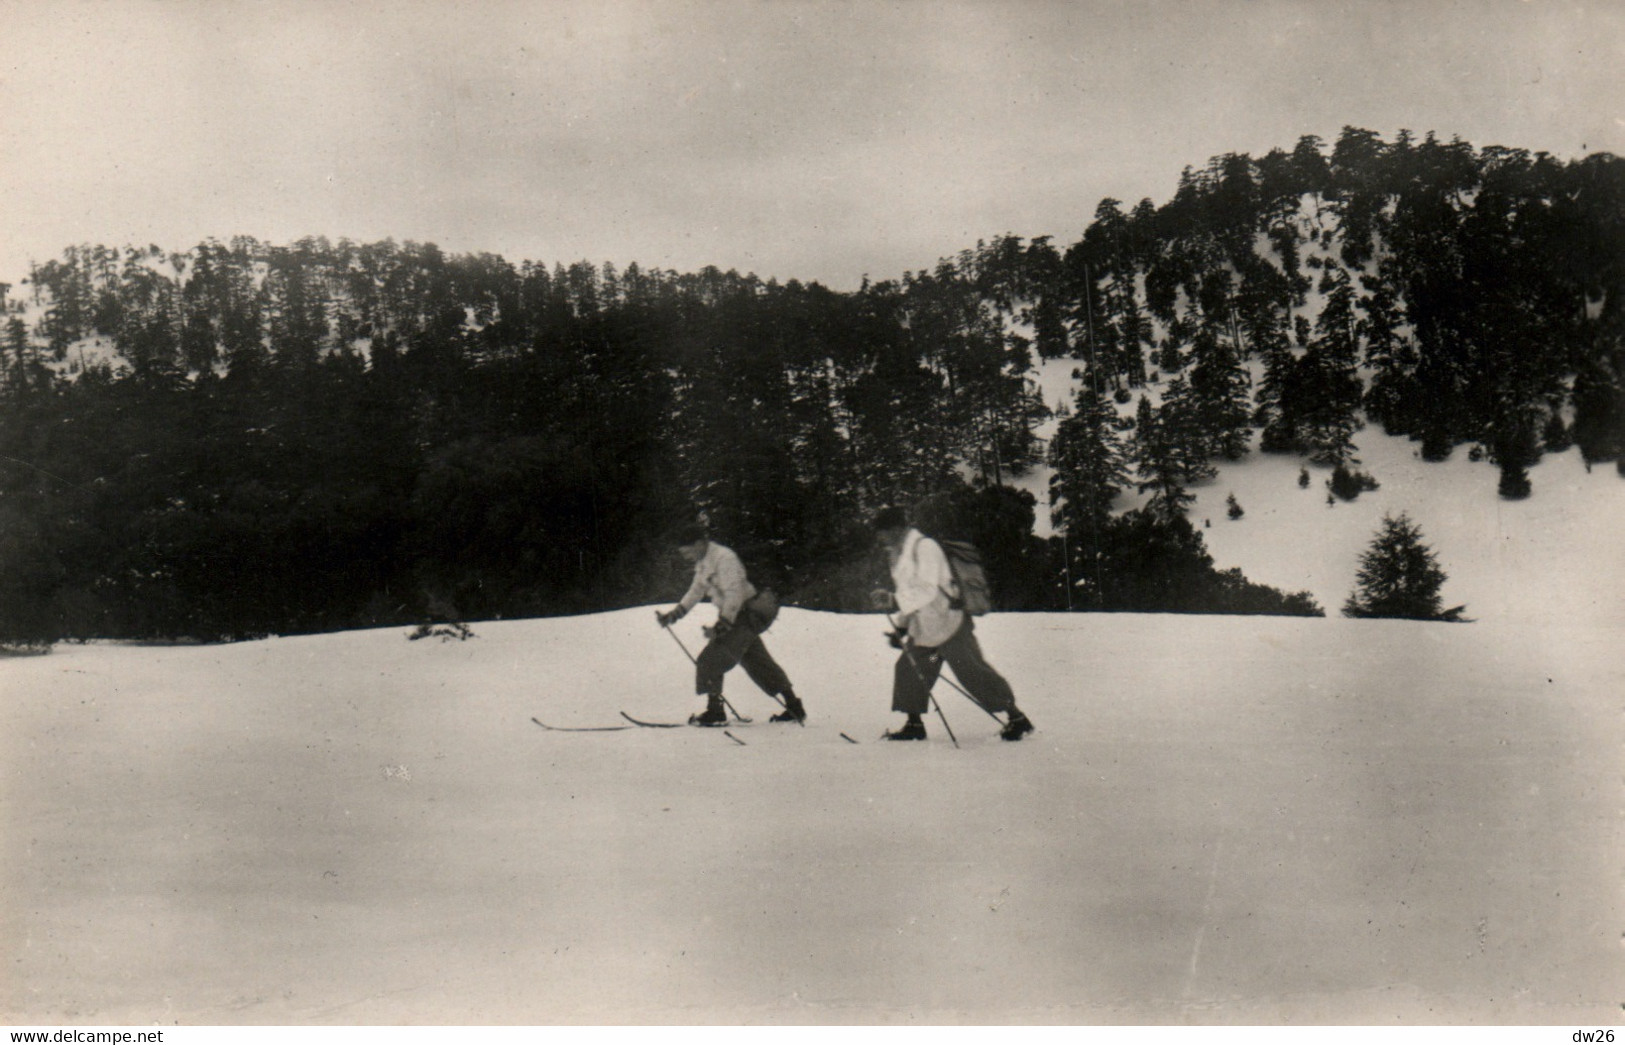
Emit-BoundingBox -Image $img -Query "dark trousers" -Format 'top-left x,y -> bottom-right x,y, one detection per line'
695,616 -> 792,699
892,618 -> 1015,716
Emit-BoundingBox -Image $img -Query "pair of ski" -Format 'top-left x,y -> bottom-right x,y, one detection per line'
532,713 -> 859,744
533,711 -> 751,744
531,711 -> 737,731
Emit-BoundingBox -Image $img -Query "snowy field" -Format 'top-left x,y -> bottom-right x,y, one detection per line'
2,606 -> 1621,1025
3,420 -> 1623,1026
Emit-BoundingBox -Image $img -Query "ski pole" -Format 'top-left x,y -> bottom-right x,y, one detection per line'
660,616 -> 698,663
910,650 -> 955,747
898,644 -> 958,749
887,614 -> 1004,725
659,615 -> 757,722
927,685 -> 959,748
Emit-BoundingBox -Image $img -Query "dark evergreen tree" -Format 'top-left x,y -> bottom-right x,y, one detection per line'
1491,421 -> 1538,500
1342,512 -> 1464,620
1357,267 -> 1417,433
1130,390 -> 1208,519
1329,126 -> 1391,269
1186,327 -> 1253,460
1048,370 -> 1129,535
1024,237 -> 1072,360
1083,197 -> 1151,386
1294,270 -> 1365,464
3,314 -> 48,396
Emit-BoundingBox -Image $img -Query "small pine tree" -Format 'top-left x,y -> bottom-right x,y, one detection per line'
1497,461 -> 1533,500
1226,493 -> 1244,520
1342,512 -> 1465,621
1541,410 -> 1572,454
1492,422 -> 1539,500
1420,429 -> 1454,462
1327,462 -> 1380,501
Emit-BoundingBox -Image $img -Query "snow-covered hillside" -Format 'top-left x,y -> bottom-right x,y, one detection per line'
1017,355 -> 1625,628
1187,429 -> 1625,627
3,599 -> 1620,1024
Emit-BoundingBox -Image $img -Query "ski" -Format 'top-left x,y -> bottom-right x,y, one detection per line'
840,732 -> 859,744
619,711 -> 752,729
723,731 -> 747,746
619,711 -> 688,729
532,716 -> 632,732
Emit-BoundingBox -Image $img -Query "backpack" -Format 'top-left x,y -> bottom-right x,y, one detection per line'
743,587 -> 780,631
936,538 -> 993,616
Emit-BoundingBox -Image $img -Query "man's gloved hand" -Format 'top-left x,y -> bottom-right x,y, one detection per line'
702,617 -> 731,641
886,628 -> 908,650
656,606 -> 687,628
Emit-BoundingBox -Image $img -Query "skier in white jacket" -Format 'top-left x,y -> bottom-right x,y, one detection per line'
656,523 -> 805,726
871,506 -> 1034,741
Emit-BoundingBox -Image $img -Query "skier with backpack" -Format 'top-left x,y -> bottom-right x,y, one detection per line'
656,523 -> 807,726
869,506 -> 1035,742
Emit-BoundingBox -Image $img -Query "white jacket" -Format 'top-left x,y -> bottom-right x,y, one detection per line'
676,541 -> 758,624
891,529 -> 963,648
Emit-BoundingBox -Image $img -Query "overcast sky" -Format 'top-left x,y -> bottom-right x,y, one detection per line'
2,0 -> 1621,291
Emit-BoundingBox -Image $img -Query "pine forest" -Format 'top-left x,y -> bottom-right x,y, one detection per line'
1,128 -> 1621,642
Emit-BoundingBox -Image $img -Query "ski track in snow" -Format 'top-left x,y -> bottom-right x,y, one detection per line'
1182,836 -> 1223,1002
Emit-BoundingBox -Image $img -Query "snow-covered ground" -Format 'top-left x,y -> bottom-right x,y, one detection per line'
3,604 -> 1621,1023
2,390 -> 1622,1025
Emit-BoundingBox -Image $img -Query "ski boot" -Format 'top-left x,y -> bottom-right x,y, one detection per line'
884,716 -> 927,741
769,692 -> 807,724
689,694 -> 727,727
1000,710 -> 1035,741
